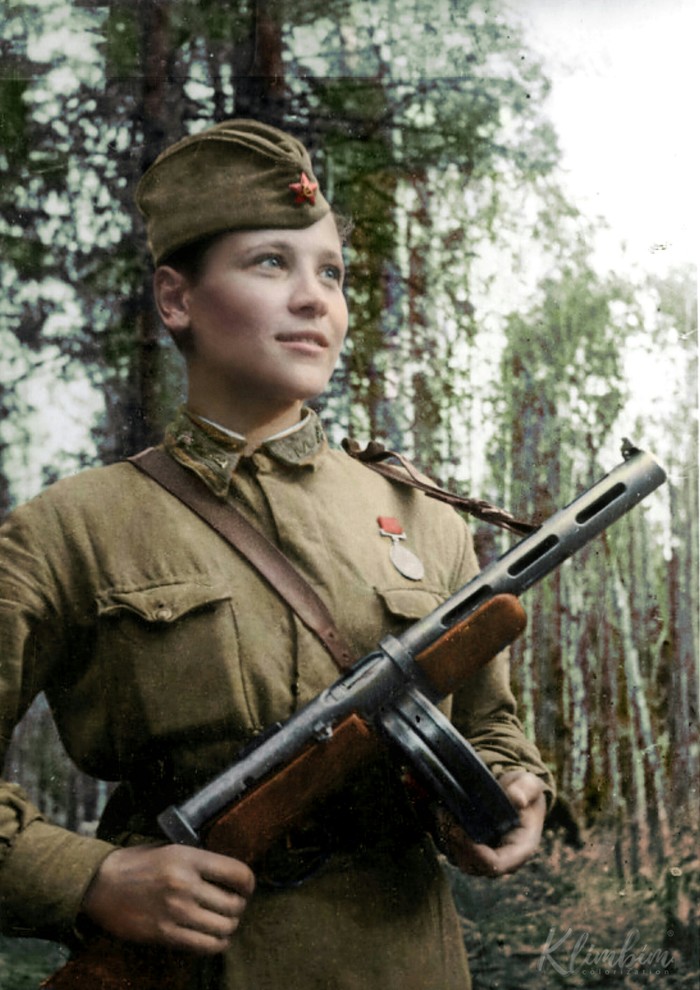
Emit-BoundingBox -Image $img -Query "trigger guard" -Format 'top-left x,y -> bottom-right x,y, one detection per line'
378,688 -> 520,846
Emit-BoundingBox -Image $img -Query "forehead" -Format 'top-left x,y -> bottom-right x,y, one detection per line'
216,213 -> 343,255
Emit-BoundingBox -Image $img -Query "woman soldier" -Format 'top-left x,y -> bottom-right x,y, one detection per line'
0,120 -> 552,989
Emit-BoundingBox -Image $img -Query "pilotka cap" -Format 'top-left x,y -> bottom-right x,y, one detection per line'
136,119 -> 331,265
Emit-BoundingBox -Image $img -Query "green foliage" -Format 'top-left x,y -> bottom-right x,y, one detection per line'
0,73 -> 31,167
0,936 -> 66,989
169,0 -> 253,46
103,1 -> 141,77
491,263 -> 633,512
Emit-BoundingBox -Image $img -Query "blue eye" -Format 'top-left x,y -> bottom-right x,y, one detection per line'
258,254 -> 284,269
322,265 -> 344,283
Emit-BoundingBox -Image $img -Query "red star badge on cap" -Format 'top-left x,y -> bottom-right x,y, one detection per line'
289,171 -> 318,205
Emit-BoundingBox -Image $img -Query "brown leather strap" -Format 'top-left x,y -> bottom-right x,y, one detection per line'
341,438 -> 536,536
128,447 -> 356,671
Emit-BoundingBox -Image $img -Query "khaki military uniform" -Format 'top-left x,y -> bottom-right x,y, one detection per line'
0,409 -> 553,988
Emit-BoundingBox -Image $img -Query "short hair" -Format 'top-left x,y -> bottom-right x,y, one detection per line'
159,233 -> 226,284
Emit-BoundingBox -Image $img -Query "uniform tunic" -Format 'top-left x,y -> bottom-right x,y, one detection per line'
0,409 -> 553,988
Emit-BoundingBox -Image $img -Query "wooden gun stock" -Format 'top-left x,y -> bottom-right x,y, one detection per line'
42,596 -> 524,990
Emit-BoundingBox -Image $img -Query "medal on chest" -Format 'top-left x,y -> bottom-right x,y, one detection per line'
377,516 -> 425,581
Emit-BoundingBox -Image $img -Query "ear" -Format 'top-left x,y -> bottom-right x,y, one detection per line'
153,266 -> 192,335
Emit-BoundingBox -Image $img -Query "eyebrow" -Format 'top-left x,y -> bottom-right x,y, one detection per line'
239,238 -> 344,264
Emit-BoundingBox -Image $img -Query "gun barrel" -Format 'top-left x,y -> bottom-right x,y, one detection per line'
397,448 -> 666,658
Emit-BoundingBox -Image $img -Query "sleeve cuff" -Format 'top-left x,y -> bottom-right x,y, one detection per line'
480,751 -> 557,812
0,818 -> 115,940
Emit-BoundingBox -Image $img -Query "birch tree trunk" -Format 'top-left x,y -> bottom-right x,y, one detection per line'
610,550 -> 672,870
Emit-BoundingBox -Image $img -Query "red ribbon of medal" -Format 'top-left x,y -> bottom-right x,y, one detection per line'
377,516 -> 425,581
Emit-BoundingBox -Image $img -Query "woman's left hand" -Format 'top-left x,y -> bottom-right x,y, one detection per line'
436,770 -> 547,877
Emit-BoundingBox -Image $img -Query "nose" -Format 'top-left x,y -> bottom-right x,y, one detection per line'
288,265 -> 328,317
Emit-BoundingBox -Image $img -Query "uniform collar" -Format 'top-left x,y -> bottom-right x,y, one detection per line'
164,406 -> 327,498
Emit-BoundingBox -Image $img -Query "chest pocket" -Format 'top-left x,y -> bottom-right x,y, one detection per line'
94,580 -> 255,766
375,587 -> 446,624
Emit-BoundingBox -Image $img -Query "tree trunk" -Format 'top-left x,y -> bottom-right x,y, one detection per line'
116,0 -> 172,456
232,0 -> 286,124
611,554 -> 672,869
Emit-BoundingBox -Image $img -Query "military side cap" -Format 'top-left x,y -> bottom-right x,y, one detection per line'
136,119 -> 331,265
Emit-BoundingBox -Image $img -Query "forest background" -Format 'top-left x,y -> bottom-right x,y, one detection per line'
0,0 -> 697,986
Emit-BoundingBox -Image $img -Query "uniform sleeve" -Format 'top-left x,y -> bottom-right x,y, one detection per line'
446,517 -> 556,806
0,506 -> 115,940
450,653 -> 555,805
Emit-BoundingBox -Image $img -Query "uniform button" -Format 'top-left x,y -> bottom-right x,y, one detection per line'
155,606 -> 173,621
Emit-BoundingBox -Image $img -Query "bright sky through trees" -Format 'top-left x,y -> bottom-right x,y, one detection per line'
509,0 -> 697,478
518,0 -> 697,274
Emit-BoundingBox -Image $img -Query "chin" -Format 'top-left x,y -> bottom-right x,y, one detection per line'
280,373 -> 334,403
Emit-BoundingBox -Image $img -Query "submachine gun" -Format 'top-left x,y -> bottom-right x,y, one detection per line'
43,444 -> 666,990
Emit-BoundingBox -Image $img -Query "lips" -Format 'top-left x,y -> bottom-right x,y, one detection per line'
275,331 -> 328,349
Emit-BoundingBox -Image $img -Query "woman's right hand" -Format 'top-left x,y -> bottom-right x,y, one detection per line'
81,844 -> 256,956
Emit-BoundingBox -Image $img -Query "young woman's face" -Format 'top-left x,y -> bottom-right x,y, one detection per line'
164,212 -> 348,431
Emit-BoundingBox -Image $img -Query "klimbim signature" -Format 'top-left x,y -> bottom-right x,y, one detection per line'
537,927 -> 674,977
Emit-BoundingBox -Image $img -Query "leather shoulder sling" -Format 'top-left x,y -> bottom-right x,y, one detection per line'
128,447 -> 355,671
342,437 -> 535,535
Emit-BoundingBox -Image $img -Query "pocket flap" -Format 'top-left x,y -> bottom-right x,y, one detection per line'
375,586 -> 445,621
96,582 -> 231,623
